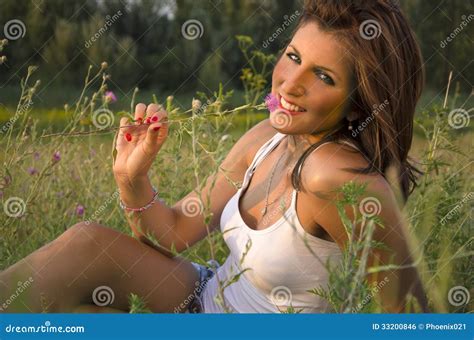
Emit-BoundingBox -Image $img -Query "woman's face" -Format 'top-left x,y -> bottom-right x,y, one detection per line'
271,21 -> 354,139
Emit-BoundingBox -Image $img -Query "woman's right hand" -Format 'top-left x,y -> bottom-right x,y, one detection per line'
113,103 -> 169,187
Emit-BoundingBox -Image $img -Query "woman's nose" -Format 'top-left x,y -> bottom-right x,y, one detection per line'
280,72 -> 306,97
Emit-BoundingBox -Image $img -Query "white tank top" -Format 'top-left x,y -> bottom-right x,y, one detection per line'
201,132 -> 359,313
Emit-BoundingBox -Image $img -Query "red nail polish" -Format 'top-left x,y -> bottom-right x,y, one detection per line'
152,116 -> 158,122
145,117 -> 151,124
153,126 -> 161,131
125,133 -> 132,141
137,117 -> 143,123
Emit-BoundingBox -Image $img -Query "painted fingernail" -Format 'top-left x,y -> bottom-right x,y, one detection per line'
151,115 -> 158,122
125,133 -> 132,141
145,117 -> 151,124
153,126 -> 161,131
137,117 -> 143,124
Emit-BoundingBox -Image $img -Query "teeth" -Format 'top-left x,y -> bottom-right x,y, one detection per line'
280,96 -> 305,112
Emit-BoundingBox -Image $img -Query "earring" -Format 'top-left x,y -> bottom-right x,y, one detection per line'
348,120 -> 353,131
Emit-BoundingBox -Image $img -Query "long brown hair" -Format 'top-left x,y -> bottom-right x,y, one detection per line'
288,0 -> 424,203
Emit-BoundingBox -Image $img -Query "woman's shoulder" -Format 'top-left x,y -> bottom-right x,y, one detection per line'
238,118 -> 278,168
301,140 -> 394,202
300,140 -> 403,248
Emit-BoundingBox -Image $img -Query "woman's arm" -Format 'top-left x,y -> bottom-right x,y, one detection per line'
116,118 -> 276,258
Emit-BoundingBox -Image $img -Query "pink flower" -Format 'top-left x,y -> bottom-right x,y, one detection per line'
27,167 -> 38,175
1,175 -> 12,189
52,151 -> 61,163
75,204 -> 85,216
264,93 -> 279,113
105,91 -> 117,103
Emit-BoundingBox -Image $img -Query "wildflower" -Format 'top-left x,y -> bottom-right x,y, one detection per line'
192,98 -> 202,114
264,93 -> 279,113
33,151 -> 40,160
52,151 -> 61,163
75,204 -> 85,216
1,175 -> 12,189
220,134 -> 231,142
104,91 -> 117,103
101,61 -> 108,69
27,167 -> 38,176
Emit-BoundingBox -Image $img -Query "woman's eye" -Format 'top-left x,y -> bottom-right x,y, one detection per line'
315,71 -> 335,86
286,52 -> 300,64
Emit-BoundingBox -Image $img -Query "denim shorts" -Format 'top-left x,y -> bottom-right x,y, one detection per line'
186,259 -> 220,313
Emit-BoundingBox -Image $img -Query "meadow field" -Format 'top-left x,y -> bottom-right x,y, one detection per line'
0,36 -> 472,314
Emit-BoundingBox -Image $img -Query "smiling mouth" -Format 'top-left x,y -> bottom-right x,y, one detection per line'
278,94 -> 307,114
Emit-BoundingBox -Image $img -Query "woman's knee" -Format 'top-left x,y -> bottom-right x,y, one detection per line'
57,221 -> 113,256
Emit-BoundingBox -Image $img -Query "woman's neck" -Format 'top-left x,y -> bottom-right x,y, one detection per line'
286,122 -> 344,154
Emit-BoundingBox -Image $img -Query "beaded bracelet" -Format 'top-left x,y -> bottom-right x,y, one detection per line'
119,186 -> 162,212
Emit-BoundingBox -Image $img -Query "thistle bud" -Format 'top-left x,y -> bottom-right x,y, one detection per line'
192,98 -> 202,114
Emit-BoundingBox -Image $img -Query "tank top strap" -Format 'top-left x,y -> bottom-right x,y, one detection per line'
241,132 -> 286,189
337,139 -> 361,153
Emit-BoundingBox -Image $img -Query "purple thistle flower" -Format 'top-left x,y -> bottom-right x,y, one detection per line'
27,167 -> 38,176
1,175 -> 12,189
105,91 -> 117,103
264,93 -> 279,113
75,204 -> 85,216
52,151 -> 61,163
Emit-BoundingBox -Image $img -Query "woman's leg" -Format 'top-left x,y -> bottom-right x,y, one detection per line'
0,222 -> 200,313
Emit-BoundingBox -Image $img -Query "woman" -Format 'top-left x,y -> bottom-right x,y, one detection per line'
0,0 -> 429,313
